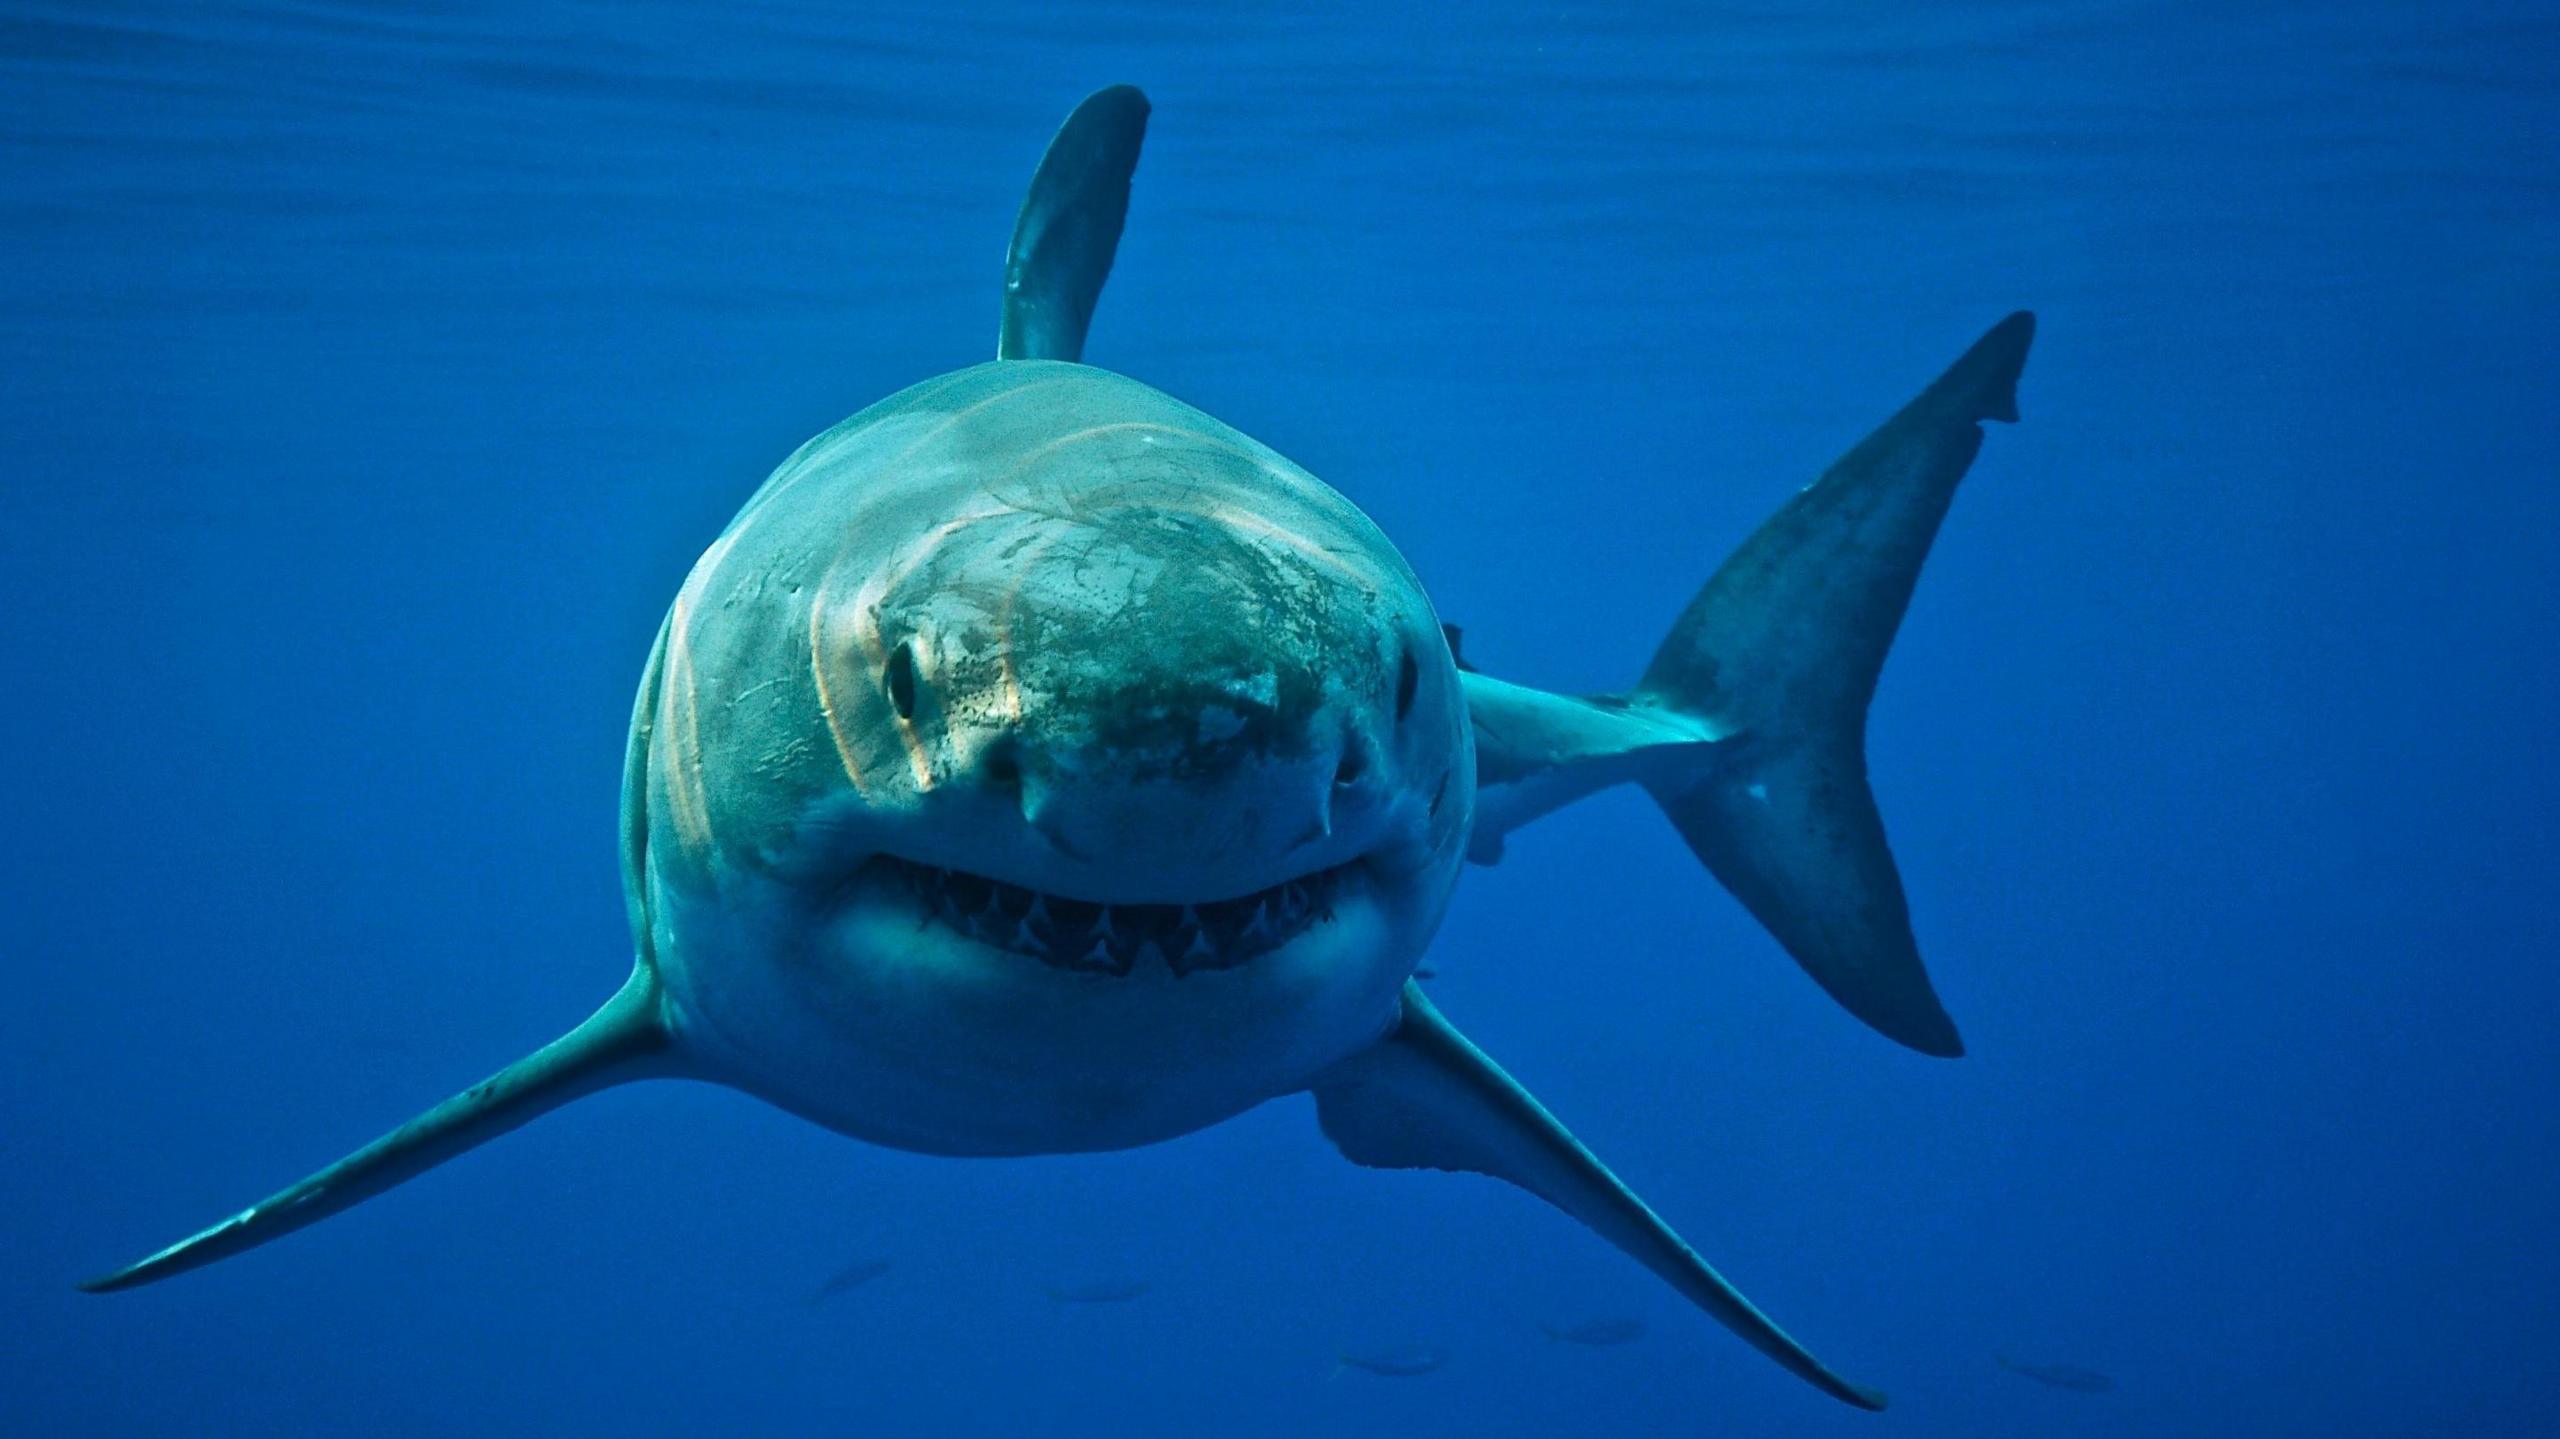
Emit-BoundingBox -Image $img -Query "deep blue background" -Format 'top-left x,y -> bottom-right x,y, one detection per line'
6,2 -> 2555,1435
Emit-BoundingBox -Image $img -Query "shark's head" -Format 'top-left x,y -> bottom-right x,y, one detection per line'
644,369 -> 1472,1152
849,488 -> 1463,960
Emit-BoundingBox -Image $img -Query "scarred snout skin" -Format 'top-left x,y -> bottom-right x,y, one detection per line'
859,459 -> 1404,894
630,360 -> 1474,1155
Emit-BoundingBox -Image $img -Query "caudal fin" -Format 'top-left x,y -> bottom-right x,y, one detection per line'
1637,313 -> 2036,1057
80,966 -> 677,1292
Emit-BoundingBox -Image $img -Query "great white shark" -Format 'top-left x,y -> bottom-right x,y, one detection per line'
84,87 -> 2034,1412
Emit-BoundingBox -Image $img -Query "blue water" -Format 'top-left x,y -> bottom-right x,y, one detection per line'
7,3 -> 2555,1434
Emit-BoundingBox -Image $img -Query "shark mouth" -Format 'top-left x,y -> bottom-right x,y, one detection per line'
876,856 -> 1349,977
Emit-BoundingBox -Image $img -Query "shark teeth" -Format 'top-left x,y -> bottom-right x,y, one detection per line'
881,857 -> 1345,977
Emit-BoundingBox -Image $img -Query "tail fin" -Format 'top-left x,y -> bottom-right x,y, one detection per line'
80,966 -> 678,1292
997,85 -> 1150,363
1637,313 -> 2036,1057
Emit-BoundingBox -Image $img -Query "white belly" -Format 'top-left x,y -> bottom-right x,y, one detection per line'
646,859 -> 1413,1155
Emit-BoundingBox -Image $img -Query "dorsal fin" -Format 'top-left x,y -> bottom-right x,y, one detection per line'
997,85 -> 1150,362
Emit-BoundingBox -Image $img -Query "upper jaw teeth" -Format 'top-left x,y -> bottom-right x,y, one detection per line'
882,858 -> 1344,977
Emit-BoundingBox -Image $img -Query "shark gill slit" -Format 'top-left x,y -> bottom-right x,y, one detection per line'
660,594 -> 715,855
808,588 -> 872,800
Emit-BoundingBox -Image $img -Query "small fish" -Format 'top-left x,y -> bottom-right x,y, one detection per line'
1996,1353 -> 2116,1393
1334,1347 -> 1448,1378
806,1258 -> 890,1304
1541,1317 -> 1647,1346
1411,962 -> 1439,981
1044,1278 -> 1149,1304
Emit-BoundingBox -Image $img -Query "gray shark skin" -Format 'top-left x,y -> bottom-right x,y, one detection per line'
84,86 -> 2036,1415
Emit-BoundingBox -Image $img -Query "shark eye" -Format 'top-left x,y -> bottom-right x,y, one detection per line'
1394,647 -> 1419,721
885,641 -> 920,721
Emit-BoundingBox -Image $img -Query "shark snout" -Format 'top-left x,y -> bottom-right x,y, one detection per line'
866,495 -> 1427,901
985,717 -> 1386,891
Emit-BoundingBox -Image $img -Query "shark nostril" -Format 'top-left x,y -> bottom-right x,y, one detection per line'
1334,747 -> 1367,788
983,747 -> 1022,795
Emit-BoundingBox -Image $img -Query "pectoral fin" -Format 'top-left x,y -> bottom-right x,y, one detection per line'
81,965 -> 680,1292
1309,984 -> 1886,1411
